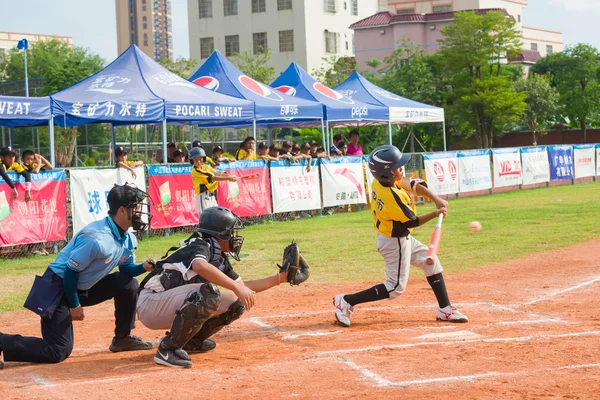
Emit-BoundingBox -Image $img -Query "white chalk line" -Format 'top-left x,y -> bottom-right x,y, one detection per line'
339,359 -> 600,388
247,317 -> 276,329
283,330 -> 342,340
314,330 -> 600,355
520,276 -> 600,306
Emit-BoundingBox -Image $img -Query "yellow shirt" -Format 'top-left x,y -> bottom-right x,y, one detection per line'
115,160 -> 137,167
370,179 -> 418,237
2,162 -> 25,174
192,164 -> 218,194
205,156 -> 217,167
236,148 -> 257,161
22,162 -> 46,172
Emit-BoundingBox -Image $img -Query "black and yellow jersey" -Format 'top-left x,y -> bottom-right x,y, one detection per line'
205,156 -> 217,168
2,161 -> 26,174
115,160 -> 137,167
22,162 -> 47,172
192,164 -> 217,194
371,179 -> 419,237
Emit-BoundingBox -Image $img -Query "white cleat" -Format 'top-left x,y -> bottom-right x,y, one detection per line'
333,294 -> 354,327
436,305 -> 469,323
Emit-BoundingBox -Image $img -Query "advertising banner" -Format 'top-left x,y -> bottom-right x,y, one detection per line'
521,147 -> 550,185
147,164 -> 198,229
458,149 -> 492,193
573,145 -> 595,179
548,145 -> 574,181
364,155 -> 374,203
423,152 -> 459,195
320,156 -> 366,207
70,167 -> 146,234
492,147 -> 522,188
216,160 -> 272,217
0,170 -> 67,246
597,144 -> 600,176
270,159 -> 320,213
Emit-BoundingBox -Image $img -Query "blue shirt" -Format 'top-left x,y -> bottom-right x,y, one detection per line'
49,217 -> 142,290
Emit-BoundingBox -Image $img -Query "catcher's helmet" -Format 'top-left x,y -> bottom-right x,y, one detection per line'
197,207 -> 243,240
189,146 -> 206,160
368,145 -> 411,183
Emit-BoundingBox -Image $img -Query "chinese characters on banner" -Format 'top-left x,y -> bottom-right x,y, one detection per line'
492,148 -> 522,188
521,147 -> 550,185
216,160 -> 271,217
269,159 -> 321,213
320,156 -> 367,207
458,150 -> 492,193
423,152 -> 459,196
573,145 -> 595,179
70,167 -> 146,234
147,165 -> 198,229
0,170 -> 67,246
548,145 -> 574,181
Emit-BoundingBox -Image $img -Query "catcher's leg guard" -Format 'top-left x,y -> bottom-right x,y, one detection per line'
160,283 -> 221,351
183,300 -> 245,353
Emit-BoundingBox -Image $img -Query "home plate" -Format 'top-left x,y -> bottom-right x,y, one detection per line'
415,330 -> 483,340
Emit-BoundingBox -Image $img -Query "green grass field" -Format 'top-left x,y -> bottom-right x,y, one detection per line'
1,182 -> 598,314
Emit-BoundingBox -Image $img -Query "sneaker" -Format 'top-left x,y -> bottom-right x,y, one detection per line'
183,338 -> 216,354
333,294 -> 354,327
109,334 -> 154,353
436,305 -> 469,323
154,347 -> 193,368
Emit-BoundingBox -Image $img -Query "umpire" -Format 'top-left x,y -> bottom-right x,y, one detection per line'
0,184 -> 155,368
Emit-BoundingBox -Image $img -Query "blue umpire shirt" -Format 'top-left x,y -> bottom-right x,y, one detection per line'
49,216 -> 145,290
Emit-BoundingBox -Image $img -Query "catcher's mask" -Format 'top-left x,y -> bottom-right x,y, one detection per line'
197,206 -> 245,261
107,183 -> 153,241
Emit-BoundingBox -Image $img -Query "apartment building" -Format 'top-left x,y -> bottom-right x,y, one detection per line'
0,31 -> 73,63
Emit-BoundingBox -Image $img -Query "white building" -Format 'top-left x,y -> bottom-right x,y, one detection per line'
187,0 -> 379,76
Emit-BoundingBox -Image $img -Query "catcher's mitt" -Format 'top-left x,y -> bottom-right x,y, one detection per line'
278,240 -> 310,286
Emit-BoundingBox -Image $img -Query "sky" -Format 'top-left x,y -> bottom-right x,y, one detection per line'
0,0 -> 600,64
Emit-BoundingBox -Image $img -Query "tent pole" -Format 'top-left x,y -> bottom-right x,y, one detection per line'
320,118 -> 326,149
326,123 -> 330,153
252,119 -> 257,140
162,119 -> 168,164
388,120 -> 392,145
442,120 -> 447,152
111,124 -> 117,165
48,119 -> 55,167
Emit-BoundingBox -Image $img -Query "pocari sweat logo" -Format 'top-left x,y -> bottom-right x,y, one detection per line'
193,76 -> 220,91
312,82 -> 354,104
238,75 -> 283,101
274,85 -> 297,96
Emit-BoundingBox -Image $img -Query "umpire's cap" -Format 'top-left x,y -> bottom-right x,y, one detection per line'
368,145 -> 410,183
189,146 -> 206,160
197,207 -> 243,240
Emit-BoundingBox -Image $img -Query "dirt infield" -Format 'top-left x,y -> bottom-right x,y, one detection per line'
2,239 -> 600,400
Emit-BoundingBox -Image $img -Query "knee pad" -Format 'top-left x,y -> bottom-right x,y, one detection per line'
164,283 -> 221,349
191,299 -> 245,343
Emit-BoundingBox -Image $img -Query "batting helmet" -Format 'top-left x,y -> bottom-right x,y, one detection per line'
189,146 -> 206,160
368,145 -> 411,183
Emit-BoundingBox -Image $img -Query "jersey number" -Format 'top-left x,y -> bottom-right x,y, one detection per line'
372,191 -> 384,211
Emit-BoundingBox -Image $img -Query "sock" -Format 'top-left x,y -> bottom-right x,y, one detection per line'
343,284 -> 389,306
427,273 -> 451,309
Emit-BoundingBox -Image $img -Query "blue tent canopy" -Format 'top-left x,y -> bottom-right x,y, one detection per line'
334,72 -> 444,124
188,51 -> 323,126
271,63 -> 388,124
51,45 -> 254,127
0,96 -> 51,127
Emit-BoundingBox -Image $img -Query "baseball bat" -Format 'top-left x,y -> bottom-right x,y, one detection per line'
425,214 -> 444,265
240,173 -> 259,180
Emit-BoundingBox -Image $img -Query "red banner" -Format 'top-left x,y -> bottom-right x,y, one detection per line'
0,170 -> 67,246
147,165 -> 199,229
216,160 -> 272,217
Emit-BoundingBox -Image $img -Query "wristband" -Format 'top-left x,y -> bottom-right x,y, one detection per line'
24,182 -> 31,191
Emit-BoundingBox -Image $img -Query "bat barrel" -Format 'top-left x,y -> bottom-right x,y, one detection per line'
425,214 -> 444,265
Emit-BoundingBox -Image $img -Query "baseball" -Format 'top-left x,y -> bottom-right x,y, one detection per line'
468,221 -> 482,232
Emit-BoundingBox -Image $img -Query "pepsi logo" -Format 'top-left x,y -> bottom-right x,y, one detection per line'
448,160 -> 457,181
433,162 -> 445,182
193,76 -> 220,91
274,85 -> 297,96
312,82 -> 354,104
238,75 -> 283,101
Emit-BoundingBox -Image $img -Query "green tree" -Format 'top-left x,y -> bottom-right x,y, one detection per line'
312,56 -> 356,88
230,47 -> 275,84
514,75 -> 560,145
531,44 -> 600,142
438,11 -> 526,148
159,56 -> 198,78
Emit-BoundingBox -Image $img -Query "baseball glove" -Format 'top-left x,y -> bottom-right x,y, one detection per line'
278,240 -> 310,286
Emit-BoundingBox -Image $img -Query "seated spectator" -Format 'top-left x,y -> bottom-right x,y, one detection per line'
115,146 -> 143,179
346,130 -> 363,156
172,149 -> 186,163
336,141 -> 348,156
0,146 -> 32,202
268,144 -> 280,160
21,150 -> 54,173
257,141 -> 278,162
330,134 -> 344,156
235,137 -> 257,160
212,146 -> 236,163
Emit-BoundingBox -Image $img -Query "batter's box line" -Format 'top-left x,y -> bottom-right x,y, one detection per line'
516,276 -> 600,307
336,358 -> 600,388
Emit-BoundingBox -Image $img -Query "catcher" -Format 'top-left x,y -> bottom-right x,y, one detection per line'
136,206 -> 309,368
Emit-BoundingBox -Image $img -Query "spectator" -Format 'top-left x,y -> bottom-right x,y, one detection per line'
0,146 -> 32,202
21,150 -> 54,173
268,144 -> 280,160
191,140 -> 202,148
278,141 -> 294,160
330,134 -> 344,156
166,142 -> 177,163
172,149 -> 186,163
309,141 -> 330,160
257,141 -> 278,162
212,146 -> 236,163
337,141 -> 348,156
235,137 -> 257,160
346,130 -> 363,156
115,146 -> 143,179
295,143 -> 312,172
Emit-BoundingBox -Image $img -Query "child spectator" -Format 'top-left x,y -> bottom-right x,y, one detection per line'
268,144 -> 281,160
257,141 -> 278,162
165,142 -> 177,163
212,146 -> 236,163
21,150 -> 54,173
330,134 -> 344,156
346,130 -> 363,156
336,142 -> 348,156
115,146 -> 143,179
235,137 -> 257,160
295,143 -> 312,172
0,146 -> 32,201
172,149 -> 186,163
